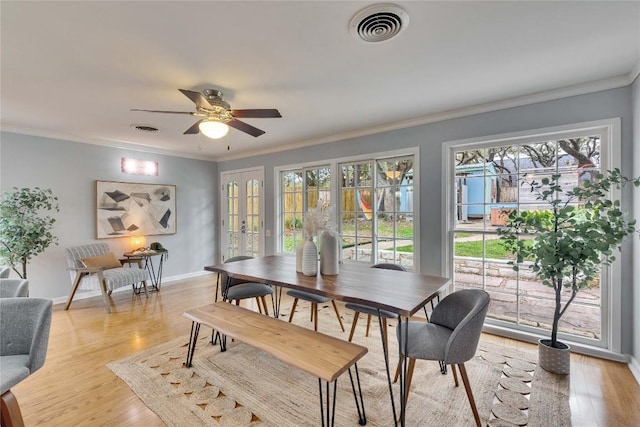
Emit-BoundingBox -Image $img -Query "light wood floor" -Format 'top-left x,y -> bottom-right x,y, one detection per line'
10,275 -> 640,426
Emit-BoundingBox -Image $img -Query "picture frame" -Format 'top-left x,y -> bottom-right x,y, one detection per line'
96,180 -> 176,239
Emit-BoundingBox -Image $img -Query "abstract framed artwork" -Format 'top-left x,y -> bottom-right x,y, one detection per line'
96,180 -> 176,238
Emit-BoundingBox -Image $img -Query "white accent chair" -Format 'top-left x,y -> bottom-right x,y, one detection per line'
65,243 -> 149,314
0,266 -> 10,278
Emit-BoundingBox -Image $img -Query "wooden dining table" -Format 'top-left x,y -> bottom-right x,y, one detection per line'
204,255 -> 451,427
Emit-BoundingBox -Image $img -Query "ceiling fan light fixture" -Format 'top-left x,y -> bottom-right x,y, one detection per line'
199,119 -> 229,139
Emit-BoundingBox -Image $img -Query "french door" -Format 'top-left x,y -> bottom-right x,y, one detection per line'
220,168 -> 264,261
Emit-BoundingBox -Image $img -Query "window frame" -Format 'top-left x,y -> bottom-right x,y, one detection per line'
441,118 -> 623,358
275,147 -> 420,272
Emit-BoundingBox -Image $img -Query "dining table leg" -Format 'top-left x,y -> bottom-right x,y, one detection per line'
271,285 -> 283,318
378,309 -> 398,427
398,315 -> 409,427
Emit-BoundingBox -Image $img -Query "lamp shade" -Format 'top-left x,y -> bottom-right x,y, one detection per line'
130,235 -> 147,251
199,120 -> 229,139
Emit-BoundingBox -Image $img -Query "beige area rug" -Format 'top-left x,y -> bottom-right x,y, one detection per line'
108,305 -> 570,426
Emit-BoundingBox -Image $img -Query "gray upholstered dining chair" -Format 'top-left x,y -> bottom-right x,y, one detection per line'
345,263 -> 406,354
0,298 -> 53,427
287,289 -> 345,333
0,278 -> 29,298
0,266 -> 10,278
220,256 -> 274,315
395,288 -> 490,427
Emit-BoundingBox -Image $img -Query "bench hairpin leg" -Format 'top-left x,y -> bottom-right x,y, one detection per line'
318,379 -> 338,427
185,321 -> 201,367
348,363 -> 367,425
220,333 -> 227,352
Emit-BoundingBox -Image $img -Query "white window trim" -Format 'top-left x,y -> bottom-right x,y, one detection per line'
274,147 -> 421,272
441,118 -> 624,360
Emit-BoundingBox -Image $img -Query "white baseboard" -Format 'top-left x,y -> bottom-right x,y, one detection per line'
51,270 -> 214,306
629,356 -> 640,386
483,324 -> 629,362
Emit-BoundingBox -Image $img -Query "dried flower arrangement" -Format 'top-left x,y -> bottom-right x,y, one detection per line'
302,204 -> 337,239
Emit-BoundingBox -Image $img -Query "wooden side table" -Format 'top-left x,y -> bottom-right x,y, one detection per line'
123,249 -> 167,291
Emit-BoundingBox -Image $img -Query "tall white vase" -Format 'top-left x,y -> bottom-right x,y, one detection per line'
319,231 -> 339,275
295,238 -> 306,273
302,238 -> 318,276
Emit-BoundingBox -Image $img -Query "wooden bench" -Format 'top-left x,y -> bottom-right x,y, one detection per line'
183,302 -> 368,426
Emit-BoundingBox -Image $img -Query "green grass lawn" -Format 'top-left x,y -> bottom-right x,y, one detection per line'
284,220 -> 529,261
397,239 -> 530,260
454,239 -> 515,259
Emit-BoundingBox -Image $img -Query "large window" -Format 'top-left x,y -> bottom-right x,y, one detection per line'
445,120 -> 620,351
277,151 -> 417,271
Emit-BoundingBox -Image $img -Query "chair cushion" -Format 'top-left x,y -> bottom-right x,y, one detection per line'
81,252 -> 122,269
345,302 -> 396,319
0,355 -> 30,394
226,283 -> 273,300
66,243 -> 111,269
397,321 -> 453,361
76,267 -> 148,292
286,289 -> 330,303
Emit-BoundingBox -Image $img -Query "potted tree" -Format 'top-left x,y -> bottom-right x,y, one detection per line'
0,187 -> 59,279
497,168 -> 640,374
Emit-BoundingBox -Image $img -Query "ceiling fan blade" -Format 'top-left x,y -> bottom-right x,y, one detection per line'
228,119 -> 265,137
184,119 -> 204,135
230,109 -> 282,118
131,109 -> 195,115
179,89 -> 213,109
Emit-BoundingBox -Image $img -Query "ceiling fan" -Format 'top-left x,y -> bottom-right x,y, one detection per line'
131,89 -> 281,139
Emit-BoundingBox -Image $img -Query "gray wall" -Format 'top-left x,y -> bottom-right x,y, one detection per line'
219,86 -> 637,354
0,132 -> 218,299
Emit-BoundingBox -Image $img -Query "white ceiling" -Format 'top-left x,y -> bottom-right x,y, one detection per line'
2,1 -> 639,161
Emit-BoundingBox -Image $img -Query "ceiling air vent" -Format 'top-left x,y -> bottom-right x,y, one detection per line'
349,4 -> 409,43
131,124 -> 159,133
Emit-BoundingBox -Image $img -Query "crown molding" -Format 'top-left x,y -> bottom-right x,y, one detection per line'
0,126 -> 217,162
630,58 -> 640,85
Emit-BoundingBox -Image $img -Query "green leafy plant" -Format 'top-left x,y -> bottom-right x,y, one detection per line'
0,187 -> 59,279
498,169 -> 640,348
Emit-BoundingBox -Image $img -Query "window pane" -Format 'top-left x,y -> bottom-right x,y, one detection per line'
280,166 -> 331,254
356,163 -> 372,187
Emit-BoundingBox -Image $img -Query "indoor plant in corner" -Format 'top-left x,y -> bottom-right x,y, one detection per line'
497,169 -> 640,374
0,187 -> 59,279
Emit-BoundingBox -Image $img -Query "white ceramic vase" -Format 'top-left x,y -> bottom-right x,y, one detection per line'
295,238 -> 306,273
301,238 -> 318,276
319,231 -> 339,275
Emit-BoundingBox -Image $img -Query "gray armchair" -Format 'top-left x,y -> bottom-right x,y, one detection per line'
0,267 -> 10,278
65,243 -> 149,314
0,298 -> 53,427
396,288 -> 490,427
0,279 -> 29,298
